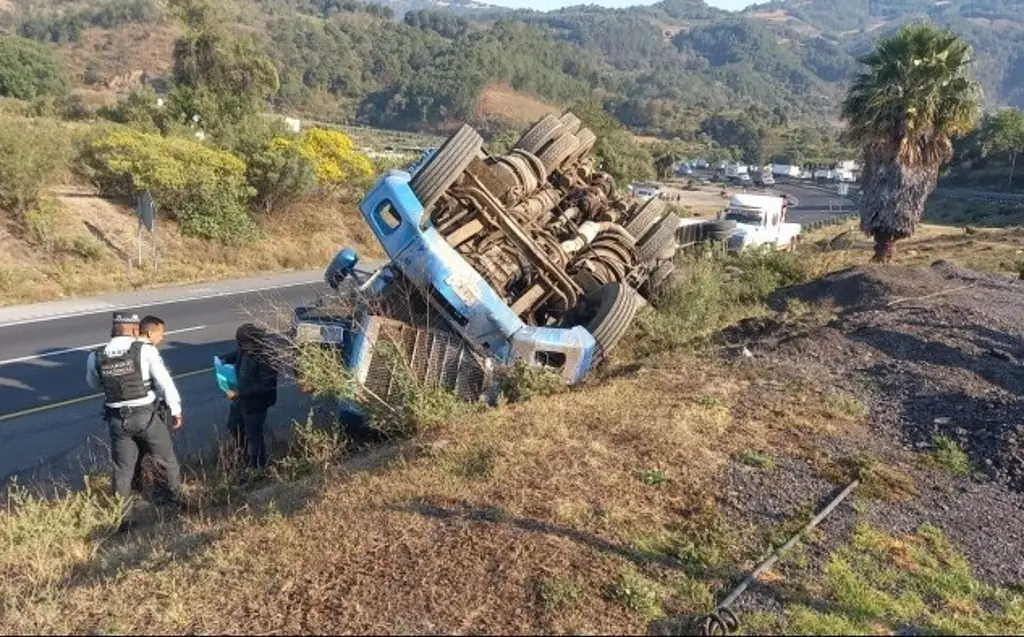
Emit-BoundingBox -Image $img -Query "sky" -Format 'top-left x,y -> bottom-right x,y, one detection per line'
484,1 -> 755,11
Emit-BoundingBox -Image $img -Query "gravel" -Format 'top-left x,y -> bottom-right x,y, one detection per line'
709,261 -> 1024,612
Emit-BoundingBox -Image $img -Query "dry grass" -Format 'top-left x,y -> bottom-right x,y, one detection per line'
477,85 -> 560,129
803,219 -> 1024,278
57,23 -> 180,93
0,190 -> 380,306
1,338 -> 887,634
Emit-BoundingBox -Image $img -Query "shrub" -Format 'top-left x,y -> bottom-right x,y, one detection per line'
0,36 -> 69,100
294,127 -> 374,190
224,118 -> 318,214
28,94 -> 93,121
19,198 -> 66,251
76,126 -> 258,243
0,117 -> 71,216
96,90 -> 170,134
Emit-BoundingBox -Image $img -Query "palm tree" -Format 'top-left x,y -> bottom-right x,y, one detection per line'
841,24 -> 979,263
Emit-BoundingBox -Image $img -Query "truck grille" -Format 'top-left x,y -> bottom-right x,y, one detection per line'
362,317 -> 492,406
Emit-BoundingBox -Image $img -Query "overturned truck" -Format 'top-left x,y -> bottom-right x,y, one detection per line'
292,113 -> 715,415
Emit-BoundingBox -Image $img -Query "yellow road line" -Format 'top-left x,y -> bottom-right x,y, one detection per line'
0,367 -> 212,422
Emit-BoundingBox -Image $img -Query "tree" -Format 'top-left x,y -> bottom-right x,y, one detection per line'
981,108 -> 1024,190
841,24 -> 979,263
571,99 -> 654,186
0,36 -> 69,100
166,0 -> 279,137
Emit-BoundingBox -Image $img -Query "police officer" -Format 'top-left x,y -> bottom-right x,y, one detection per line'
85,311 -> 184,504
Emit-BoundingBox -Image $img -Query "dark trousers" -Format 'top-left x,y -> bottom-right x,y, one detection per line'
106,405 -> 182,501
227,401 -> 268,469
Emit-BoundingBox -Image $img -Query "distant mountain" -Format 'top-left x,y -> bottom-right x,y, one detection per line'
3,0 -> 1021,138
740,0 -> 1024,107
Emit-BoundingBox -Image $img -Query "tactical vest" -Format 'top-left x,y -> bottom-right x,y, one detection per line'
95,341 -> 152,404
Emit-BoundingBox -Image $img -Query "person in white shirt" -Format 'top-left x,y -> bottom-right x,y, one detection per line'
85,311 -> 184,504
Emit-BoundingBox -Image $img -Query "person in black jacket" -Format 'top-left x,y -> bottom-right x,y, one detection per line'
221,323 -> 278,471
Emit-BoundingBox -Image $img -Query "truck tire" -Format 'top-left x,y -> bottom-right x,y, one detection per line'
648,261 -> 676,293
559,112 -> 582,135
624,196 -> 666,240
514,114 -> 564,155
710,230 -> 735,241
567,281 -> 641,366
636,213 -> 680,264
574,128 -> 597,158
537,133 -> 580,173
410,124 -> 483,213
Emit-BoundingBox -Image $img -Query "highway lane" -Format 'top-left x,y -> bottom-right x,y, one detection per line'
771,181 -> 857,224
0,278 -> 330,484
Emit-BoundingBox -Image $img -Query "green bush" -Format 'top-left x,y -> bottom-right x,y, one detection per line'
0,116 -> 71,217
96,90 -> 171,134
76,126 -> 258,243
0,36 -> 69,100
223,118 -> 318,214
28,94 -> 94,122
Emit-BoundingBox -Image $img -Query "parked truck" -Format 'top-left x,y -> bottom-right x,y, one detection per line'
291,113 -> 713,421
715,193 -> 801,253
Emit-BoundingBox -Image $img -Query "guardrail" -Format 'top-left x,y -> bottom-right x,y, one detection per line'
799,213 -> 859,234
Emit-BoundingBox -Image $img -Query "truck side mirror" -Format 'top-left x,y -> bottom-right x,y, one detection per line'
325,247 -> 359,289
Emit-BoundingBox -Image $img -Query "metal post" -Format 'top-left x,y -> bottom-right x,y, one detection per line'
152,212 -> 158,271
137,216 -> 143,269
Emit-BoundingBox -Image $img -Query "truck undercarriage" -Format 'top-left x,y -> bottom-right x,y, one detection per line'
292,112 -> 718,418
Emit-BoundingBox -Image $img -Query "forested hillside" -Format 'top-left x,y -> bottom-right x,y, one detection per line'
1,0 -> 1022,141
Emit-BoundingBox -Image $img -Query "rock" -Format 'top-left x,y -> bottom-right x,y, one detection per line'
934,417 -> 952,425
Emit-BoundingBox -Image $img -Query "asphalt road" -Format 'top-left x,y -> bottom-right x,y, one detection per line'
0,277 -> 330,486
770,181 -> 857,224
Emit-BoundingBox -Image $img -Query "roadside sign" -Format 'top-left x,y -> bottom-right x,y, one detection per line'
837,183 -> 849,196
137,192 -> 157,232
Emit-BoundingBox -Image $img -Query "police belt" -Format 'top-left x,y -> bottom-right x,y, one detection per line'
103,401 -> 157,418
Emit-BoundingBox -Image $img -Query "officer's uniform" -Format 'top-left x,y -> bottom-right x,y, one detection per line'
85,312 -> 183,501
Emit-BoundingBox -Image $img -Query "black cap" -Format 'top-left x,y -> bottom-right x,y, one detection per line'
112,311 -> 141,325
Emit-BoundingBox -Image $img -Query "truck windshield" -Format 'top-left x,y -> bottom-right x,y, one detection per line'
725,210 -> 763,224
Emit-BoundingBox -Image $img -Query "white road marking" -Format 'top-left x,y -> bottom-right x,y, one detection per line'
0,278 -> 321,328
0,326 -> 207,367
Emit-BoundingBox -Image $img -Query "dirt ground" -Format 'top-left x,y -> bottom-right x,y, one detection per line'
707,261 -> 1024,625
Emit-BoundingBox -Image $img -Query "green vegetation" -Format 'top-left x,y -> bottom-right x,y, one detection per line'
0,36 -> 68,101
0,117 -> 70,218
932,434 -> 974,477
738,450 -> 776,469
842,24 -> 980,263
75,126 -> 259,243
979,107 -> 1024,189
749,524 -> 1024,634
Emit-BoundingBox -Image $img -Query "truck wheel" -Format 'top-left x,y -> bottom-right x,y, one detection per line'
636,213 -> 680,264
710,230 -> 735,241
559,112 -> 582,135
537,133 -> 580,173
566,282 -> 641,367
648,261 -> 676,294
514,114 -> 564,155
574,128 -> 597,159
410,124 -> 483,213
624,196 -> 666,240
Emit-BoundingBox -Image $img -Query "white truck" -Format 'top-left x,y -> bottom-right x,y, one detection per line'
725,163 -> 749,179
716,193 -> 801,252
